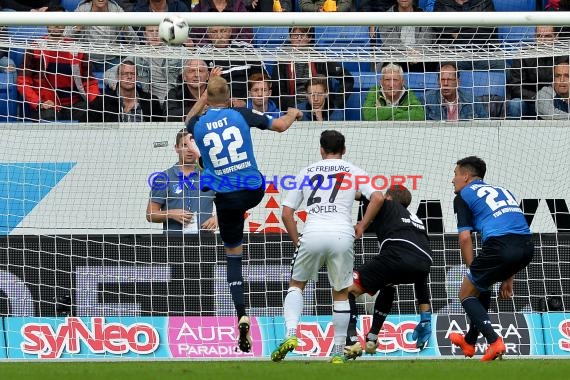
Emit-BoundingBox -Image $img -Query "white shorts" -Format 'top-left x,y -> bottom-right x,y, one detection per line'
291,230 -> 355,291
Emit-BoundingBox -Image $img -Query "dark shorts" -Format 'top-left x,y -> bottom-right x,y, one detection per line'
353,243 -> 432,296
214,186 -> 265,247
468,234 -> 534,291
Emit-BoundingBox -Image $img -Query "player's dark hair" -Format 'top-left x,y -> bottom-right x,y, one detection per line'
456,156 -> 486,179
386,185 -> 412,208
176,128 -> 191,146
320,130 -> 345,154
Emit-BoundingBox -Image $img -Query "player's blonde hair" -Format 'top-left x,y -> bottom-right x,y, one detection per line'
207,76 -> 230,104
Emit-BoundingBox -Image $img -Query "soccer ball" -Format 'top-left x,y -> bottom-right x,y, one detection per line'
158,16 -> 189,46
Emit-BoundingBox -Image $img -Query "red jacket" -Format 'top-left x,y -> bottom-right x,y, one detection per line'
17,38 -> 99,110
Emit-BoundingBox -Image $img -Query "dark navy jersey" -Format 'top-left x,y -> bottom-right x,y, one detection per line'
454,179 -> 531,242
187,107 -> 273,193
373,199 -> 432,261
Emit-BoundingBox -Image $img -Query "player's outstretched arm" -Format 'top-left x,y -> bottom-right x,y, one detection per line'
271,108 -> 303,132
355,191 -> 384,239
282,205 -> 300,247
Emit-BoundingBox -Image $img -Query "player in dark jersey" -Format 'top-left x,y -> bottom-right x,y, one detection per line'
449,156 -> 534,361
186,76 -> 302,353
344,185 -> 433,359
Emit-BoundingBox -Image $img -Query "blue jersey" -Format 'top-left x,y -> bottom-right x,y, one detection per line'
186,107 -> 273,193
454,179 -> 531,242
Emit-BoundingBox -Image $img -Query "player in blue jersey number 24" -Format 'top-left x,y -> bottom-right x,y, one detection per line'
449,156 -> 534,361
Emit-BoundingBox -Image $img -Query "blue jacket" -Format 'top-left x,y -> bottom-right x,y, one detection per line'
424,89 -> 488,120
246,99 -> 284,119
298,101 -> 344,121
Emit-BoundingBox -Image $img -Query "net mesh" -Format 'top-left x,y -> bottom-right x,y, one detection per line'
1,8 -> 570,359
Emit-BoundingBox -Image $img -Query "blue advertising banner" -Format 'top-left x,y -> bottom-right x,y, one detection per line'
0,317 -> 6,359
541,313 -> 570,355
4,317 -> 171,359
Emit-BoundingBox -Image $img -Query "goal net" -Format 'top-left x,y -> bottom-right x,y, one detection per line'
0,8 -> 570,360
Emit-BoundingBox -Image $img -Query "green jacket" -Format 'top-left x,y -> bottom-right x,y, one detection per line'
362,86 -> 425,121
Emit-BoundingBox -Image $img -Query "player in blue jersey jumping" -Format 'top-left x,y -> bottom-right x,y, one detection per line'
450,156 -> 534,361
186,76 -> 303,353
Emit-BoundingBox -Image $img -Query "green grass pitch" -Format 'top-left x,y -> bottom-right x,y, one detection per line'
2,359 -> 570,380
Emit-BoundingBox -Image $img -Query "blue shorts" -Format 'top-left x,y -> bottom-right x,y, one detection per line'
214,186 -> 265,247
467,234 -> 534,291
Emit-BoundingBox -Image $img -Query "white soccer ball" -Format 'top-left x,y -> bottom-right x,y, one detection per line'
158,16 -> 189,46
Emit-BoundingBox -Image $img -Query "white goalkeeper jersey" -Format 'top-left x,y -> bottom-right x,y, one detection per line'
282,158 -> 375,235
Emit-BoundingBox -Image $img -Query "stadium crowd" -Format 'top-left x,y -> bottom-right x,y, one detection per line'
1,0 -> 569,122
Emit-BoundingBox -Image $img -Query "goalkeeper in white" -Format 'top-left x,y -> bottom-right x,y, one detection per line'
272,130 -> 383,364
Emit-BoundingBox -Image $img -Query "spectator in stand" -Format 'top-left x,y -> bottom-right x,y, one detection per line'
0,0 -> 48,69
165,59 -> 210,122
298,75 -> 344,121
245,0 -> 292,11
104,24 -> 182,107
82,60 -> 164,122
65,0 -> 139,73
356,0 -> 395,11
17,4 -> 100,122
0,51 -> 15,73
535,56 -> 570,120
434,0 -> 504,70
300,0 -> 353,12
247,72 -> 284,119
545,0 -> 570,10
506,26 -> 558,119
375,0 -> 437,72
133,0 -> 190,12
197,26 -> 267,106
271,26 -> 354,111
191,0 -> 252,45
545,1 -> 570,37
425,62 -> 488,121
362,63 -> 425,121
0,0 -> 48,11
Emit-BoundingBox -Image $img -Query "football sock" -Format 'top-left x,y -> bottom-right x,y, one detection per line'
462,296 -> 498,344
465,291 -> 491,344
227,254 -> 246,319
284,287 -> 303,337
332,300 -> 351,354
369,287 -> 395,335
346,293 -> 358,345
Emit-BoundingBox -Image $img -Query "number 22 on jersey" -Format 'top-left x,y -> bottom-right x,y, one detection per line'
203,126 -> 248,168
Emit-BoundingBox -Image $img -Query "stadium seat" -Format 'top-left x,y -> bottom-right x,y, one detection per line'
6,26 -> 48,68
354,71 -> 379,91
315,26 -> 370,48
406,72 -> 439,101
344,92 -> 363,121
253,27 -> 290,48
498,26 -> 535,44
418,0 -> 436,11
93,72 -> 105,91
493,0 -> 535,11
0,72 -> 19,122
61,0 -> 82,11
459,70 -> 506,98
